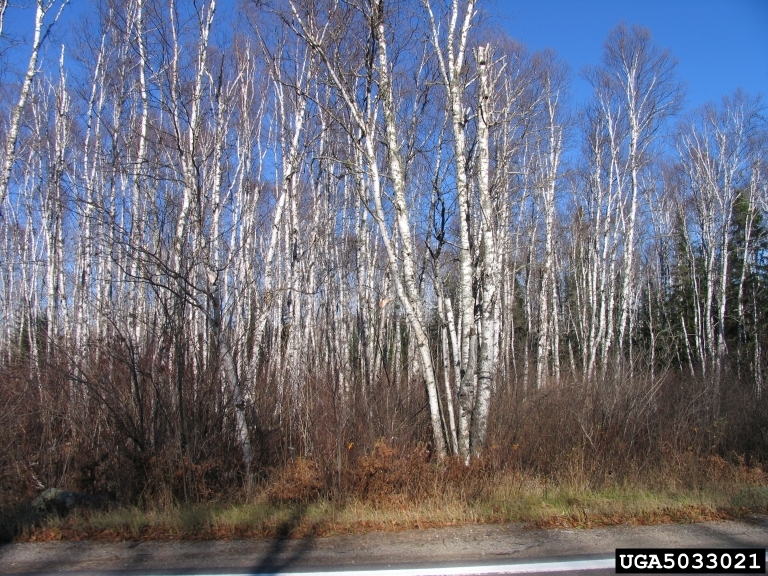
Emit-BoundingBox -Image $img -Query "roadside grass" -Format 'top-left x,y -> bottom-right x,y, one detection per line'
14,466 -> 768,542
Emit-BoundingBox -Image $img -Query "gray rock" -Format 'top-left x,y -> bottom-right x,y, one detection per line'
30,488 -> 111,517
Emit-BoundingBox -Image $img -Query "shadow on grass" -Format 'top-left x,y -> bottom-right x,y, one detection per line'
249,504 -> 317,574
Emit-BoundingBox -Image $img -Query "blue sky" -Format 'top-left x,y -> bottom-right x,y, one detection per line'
3,0 -> 767,115
492,0 -> 768,111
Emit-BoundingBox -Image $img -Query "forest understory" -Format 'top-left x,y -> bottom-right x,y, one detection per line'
2,359 -> 767,542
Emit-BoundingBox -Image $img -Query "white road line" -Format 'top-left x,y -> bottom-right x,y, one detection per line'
147,552 -> 768,576
184,558 -> 615,576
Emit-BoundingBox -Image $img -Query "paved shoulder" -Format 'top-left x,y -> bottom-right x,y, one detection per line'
0,516 -> 766,574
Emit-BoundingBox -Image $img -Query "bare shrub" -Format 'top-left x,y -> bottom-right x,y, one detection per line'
266,458 -> 323,504
353,440 -> 431,504
487,368 -> 768,490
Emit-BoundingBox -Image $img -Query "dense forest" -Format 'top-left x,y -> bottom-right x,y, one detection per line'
1,0 -> 766,507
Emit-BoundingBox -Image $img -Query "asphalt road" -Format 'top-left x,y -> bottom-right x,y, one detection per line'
1,515 -> 766,575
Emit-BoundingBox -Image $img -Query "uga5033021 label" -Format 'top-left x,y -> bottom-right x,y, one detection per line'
615,549 -> 766,573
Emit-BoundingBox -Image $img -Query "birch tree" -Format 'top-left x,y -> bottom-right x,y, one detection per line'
582,24 -> 682,374
423,0 -> 478,460
423,0 -> 534,458
0,0 -> 68,208
531,52 -> 566,389
676,91 -> 763,380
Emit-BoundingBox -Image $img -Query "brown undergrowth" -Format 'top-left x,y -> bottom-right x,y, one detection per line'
8,441 -> 768,543
3,367 -> 768,542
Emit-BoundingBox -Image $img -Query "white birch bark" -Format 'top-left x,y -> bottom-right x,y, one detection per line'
0,0 -> 68,207
471,44 -> 498,456
534,55 -> 564,388
0,0 -> 8,38
424,0 -> 477,459
677,92 -> 759,379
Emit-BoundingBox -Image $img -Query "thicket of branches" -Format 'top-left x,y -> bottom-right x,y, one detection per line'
1,0 -> 767,507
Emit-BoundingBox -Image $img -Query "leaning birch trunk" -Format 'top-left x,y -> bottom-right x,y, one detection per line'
286,0 -> 447,457
372,10 -> 447,458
